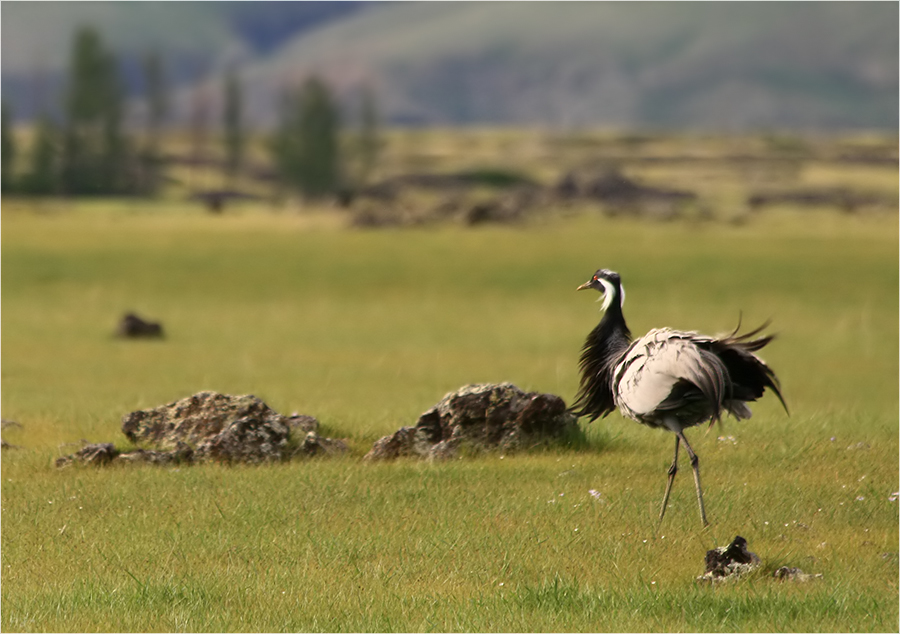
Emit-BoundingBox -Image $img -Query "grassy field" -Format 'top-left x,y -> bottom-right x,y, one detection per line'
2,132 -> 899,631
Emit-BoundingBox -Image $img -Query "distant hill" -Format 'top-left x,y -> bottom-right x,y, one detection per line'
2,1 -> 897,131
0,1 -> 370,115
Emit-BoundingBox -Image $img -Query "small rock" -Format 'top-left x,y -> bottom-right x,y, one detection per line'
116,313 -> 164,338
773,566 -> 823,582
293,431 -> 349,458
115,442 -> 194,465
56,443 -> 120,468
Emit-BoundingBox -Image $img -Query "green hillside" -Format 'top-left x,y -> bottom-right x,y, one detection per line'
252,2 -> 897,129
2,2 -> 897,130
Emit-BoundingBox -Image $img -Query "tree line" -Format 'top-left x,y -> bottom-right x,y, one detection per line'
1,26 -> 381,201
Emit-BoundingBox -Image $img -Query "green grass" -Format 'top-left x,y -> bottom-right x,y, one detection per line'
2,198 -> 898,631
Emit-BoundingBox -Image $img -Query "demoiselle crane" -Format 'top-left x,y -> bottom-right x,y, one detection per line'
571,269 -> 787,527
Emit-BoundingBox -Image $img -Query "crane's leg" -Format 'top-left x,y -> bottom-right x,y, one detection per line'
658,435 -> 680,526
677,430 -> 708,527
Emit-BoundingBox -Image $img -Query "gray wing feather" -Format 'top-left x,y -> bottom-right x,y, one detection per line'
613,328 -> 728,421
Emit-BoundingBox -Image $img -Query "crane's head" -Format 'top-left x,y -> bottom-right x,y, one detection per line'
577,268 -> 624,312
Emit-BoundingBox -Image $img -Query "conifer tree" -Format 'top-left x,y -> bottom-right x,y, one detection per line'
1,102 -> 15,193
354,84 -> 381,187
141,50 -> 168,193
271,76 -> 341,199
60,27 -> 130,195
222,67 -> 244,182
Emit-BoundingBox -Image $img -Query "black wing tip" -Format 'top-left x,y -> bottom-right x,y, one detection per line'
770,381 -> 790,416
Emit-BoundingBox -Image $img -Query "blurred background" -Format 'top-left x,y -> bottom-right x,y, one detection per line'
1,1 -> 897,207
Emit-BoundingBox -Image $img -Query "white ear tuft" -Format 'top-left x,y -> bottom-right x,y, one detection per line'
598,278 -> 615,312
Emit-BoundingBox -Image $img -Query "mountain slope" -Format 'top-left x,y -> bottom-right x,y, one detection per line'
2,2 -> 896,130
246,2 -> 896,129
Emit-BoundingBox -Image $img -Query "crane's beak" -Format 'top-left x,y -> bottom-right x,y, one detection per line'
576,281 -> 593,291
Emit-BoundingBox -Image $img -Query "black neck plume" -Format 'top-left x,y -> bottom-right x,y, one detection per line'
571,285 -> 632,421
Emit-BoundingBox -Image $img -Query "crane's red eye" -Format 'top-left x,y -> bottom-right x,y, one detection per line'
592,276 -> 598,281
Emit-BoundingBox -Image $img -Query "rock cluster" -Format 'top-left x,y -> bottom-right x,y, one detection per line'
56,385 -> 578,467
365,383 -> 579,461
697,535 -> 823,583
57,391 -> 347,467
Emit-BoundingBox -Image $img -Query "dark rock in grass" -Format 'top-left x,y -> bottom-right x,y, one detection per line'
115,442 -> 195,466
116,312 -> 164,338
697,535 -> 762,582
365,426 -> 420,461
293,431 -> 349,458
773,566 -> 823,582
55,443 -> 120,468
364,383 -> 579,461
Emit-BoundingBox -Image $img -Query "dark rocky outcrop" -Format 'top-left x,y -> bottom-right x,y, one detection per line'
747,187 -> 888,213
365,383 -> 579,461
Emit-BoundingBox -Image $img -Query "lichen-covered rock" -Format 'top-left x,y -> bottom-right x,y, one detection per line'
194,414 -> 290,464
697,535 -> 762,582
364,383 -> 579,461
55,392 -> 342,467
122,391 -> 288,450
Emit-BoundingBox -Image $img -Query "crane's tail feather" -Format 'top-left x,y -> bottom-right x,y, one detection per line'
717,319 -> 789,416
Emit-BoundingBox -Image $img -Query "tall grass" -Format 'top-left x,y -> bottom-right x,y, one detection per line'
2,200 -> 898,632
